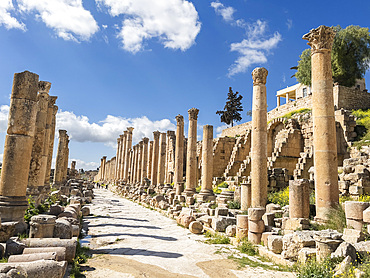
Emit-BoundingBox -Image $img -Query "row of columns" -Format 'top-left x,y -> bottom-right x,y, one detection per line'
0,71 -> 70,233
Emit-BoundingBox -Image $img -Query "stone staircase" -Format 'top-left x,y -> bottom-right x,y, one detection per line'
294,146 -> 314,179
223,131 -> 251,177
236,155 -> 252,178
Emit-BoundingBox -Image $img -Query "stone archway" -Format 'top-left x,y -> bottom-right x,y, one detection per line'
267,118 -> 286,157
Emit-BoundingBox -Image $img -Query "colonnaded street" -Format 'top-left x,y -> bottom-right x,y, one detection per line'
81,188 -> 295,278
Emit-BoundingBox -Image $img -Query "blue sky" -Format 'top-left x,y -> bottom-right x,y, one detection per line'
0,0 -> 369,170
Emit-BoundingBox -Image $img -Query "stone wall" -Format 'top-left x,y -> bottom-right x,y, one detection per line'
334,85 -> 370,111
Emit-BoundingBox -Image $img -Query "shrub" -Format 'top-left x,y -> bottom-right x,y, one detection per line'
297,257 -> 336,278
237,239 -> 258,256
228,200 -> 241,209
204,231 -> 230,244
267,186 -> 289,207
352,109 -> 370,147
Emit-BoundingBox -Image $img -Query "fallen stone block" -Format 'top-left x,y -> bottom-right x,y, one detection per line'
298,247 -> 316,264
189,221 -> 203,234
0,260 -> 67,278
331,242 -> 356,262
345,201 -> 370,220
81,206 -> 90,216
211,217 -> 236,232
267,235 -> 283,254
29,215 -> 56,238
342,228 -> 364,244
53,219 -> 72,239
8,252 -> 57,263
23,247 -> 66,261
248,208 -> 265,221
225,225 -> 236,237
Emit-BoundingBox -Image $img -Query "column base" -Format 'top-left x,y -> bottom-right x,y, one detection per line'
196,190 -> 216,202
182,188 -> 196,197
175,182 -> 184,195
0,196 -> 28,234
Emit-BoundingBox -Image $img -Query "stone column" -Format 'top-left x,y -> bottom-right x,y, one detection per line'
198,125 -> 215,201
151,131 -> 160,186
289,179 -> 310,219
251,67 -> 268,208
303,25 -> 339,221
174,115 -> 184,195
62,137 -> 69,182
157,133 -> 167,186
115,137 -> 122,182
71,161 -> 76,178
141,138 -> 149,185
0,71 -> 39,232
119,132 -> 127,181
44,99 -> 58,186
28,81 -> 51,198
131,145 -> 138,184
136,141 -> 143,184
53,130 -> 68,184
99,158 -> 104,181
147,141 -> 153,180
165,131 -> 175,185
128,150 -> 133,184
184,108 -> 199,195
241,182 -> 251,211
101,156 -> 107,182
123,127 -> 134,182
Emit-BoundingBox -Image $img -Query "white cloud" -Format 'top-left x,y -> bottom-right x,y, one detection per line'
211,1 -> 235,22
228,20 -> 282,76
18,0 -> 99,41
0,105 -> 9,132
96,0 -> 201,53
216,124 -> 228,137
286,19 -> 292,30
55,110 -> 176,147
0,0 -> 25,30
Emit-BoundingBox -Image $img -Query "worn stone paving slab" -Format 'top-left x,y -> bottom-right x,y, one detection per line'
82,188 -> 295,278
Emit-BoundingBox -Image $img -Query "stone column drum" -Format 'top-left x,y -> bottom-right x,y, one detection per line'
28,81 -> 51,197
198,125 -> 215,201
123,127 -> 134,182
184,108 -> 199,195
251,67 -> 268,208
174,115 -> 185,195
151,131 -> 160,186
289,179 -> 310,219
141,138 -> 149,184
44,99 -> 58,186
303,26 -> 339,221
157,133 -> 167,186
241,181 -> 252,211
0,71 -> 39,232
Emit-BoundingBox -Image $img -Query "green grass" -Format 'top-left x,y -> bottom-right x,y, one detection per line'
281,108 -> 312,120
352,109 -> 370,148
310,205 -> 347,233
228,255 -> 293,272
237,239 -> 258,256
204,231 -> 230,244
70,241 -> 92,278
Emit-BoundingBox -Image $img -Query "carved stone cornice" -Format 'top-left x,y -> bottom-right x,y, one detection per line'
303,25 -> 335,53
252,67 -> 268,85
188,108 -> 199,121
175,114 -> 184,125
38,81 -> 51,93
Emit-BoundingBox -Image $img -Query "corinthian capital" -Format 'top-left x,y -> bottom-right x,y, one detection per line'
38,81 -> 52,93
175,114 -> 184,125
303,25 -> 335,53
188,108 -> 199,121
252,67 -> 268,85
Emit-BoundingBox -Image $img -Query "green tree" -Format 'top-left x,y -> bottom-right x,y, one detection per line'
216,87 -> 243,127
295,25 -> 370,87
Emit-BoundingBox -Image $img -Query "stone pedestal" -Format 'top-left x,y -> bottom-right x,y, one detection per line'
289,179 -> 310,219
184,108 -> 199,196
241,182 -> 251,211
251,68 -> 268,208
174,115 -> 185,194
29,214 -> 56,238
303,26 -> 339,221
0,71 -> 39,234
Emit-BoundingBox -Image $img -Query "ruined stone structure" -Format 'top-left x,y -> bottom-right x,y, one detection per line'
53,130 -> 69,186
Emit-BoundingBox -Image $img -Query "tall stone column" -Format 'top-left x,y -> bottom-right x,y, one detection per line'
0,71 -> 39,232
141,138 -> 149,185
28,81 -> 51,198
251,67 -> 268,208
123,127 -> 134,182
199,125 -> 215,201
303,26 -> 339,221
131,145 -> 138,184
184,108 -> 199,195
115,137 -> 122,182
44,99 -> 58,185
157,132 -> 167,186
151,131 -> 160,186
54,130 -> 68,184
174,115 -> 184,195
119,132 -> 127,181
147,141 -> 153,180
165,131 -> 176,185
101,156 -> 107,182
136,141 -> 143,185
62,137 -> 69,182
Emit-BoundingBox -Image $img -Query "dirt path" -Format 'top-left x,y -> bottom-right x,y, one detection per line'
81,188 -> 295,278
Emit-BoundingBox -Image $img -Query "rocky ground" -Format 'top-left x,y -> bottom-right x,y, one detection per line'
80,188 -> 295,278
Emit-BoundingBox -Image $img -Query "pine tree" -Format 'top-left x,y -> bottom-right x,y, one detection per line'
216,87 -> 243,127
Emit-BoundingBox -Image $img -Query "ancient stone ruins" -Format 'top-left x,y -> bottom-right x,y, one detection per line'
0,25 -> 370,277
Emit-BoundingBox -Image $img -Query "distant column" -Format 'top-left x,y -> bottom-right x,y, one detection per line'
157,132 -> 166,186
147,141 -> 153,180
131,145 -> 138,184
151,131 -> 160,186
62,136 -> 69,182
303,25 -> 339,221
101,156 -> 107,182
123,127 -> 134,182
184,108 -> 199,195
174,115 -> 184,195
165,131 -> 176,184
53,130 -> 68,185
0,71 -> 39,232
141,137 -> 149,184
119,132 -> 127,181
115,137 -> 122,182
136,141 -> 143,184
199,125 -> 215,201
251,67 -> 268,208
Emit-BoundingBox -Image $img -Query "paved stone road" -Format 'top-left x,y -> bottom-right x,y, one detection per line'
81,188 -> 295,278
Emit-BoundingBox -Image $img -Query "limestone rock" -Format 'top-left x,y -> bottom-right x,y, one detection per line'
363,207 -> 370,223
181,216 -> 195,228
211,217 -> 236,232
345,201 -> 370,220
53,219 -> 72,239
334,256 -> 352,276
266,203 -> 281,213
298,247 -> 316,264
236,215 -> 248,229
267,235 -> 283,254
262,212 -> 275,227
81,206 -> 90,216
0,260 -> 67,278
353,241 -> 370,256
236,227 -> 248,241
248,208 -> 265,221
215,208 -> 228,217
49,205 -> 63,216
342,228 -> 364,244
189,221 -> 203,234
331,242 -> 356,261
225,225 -> 236,237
